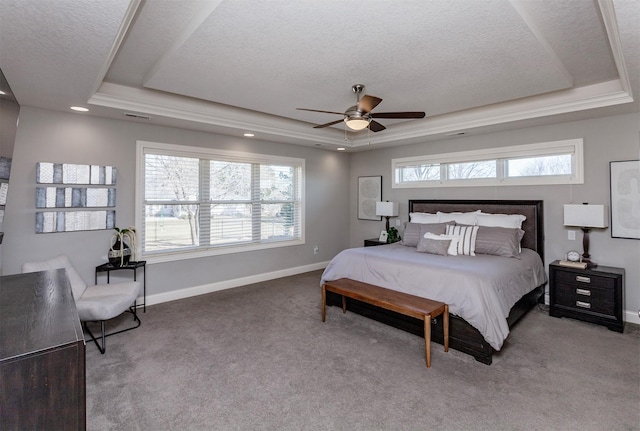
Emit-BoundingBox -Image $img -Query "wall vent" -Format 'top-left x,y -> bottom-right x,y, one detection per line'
124,112 -> 150,120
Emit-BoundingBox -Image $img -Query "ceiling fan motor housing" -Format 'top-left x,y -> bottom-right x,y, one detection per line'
345,105 -> 369,119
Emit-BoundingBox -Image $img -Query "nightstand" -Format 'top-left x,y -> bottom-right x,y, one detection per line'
364,238 -> 387,247
549,260 -> 624,332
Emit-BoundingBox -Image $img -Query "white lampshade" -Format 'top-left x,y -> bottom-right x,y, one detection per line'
344,118 -> 370,130
563,204 -> 609,228
376,201 -> 399,217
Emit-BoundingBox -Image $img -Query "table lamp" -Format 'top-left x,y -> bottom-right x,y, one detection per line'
376,201 -> 399,232
563,203 -> 608,267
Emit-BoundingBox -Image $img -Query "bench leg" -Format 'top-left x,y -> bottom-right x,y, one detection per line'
424,314 -> 431,368
321,284 -> 326,322
443,304 -> 449,352
342,295 -> 347,313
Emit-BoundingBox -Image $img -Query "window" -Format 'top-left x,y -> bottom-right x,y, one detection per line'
136,141 -> 304,261
393,139 -> 583,188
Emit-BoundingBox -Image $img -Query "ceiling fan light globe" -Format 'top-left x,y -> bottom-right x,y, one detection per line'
344,118 -> 370,130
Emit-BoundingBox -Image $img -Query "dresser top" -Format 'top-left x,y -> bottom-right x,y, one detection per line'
0,269 -> 84,361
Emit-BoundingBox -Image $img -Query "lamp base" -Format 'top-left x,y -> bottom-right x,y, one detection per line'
580,227 -> 597,269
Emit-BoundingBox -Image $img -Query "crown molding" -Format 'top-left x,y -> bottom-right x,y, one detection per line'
90,0 -> 142,96
92,74 -> 632,150
598,0 -> 633,97
89,82 -> 348,147
348,79 -> 633,147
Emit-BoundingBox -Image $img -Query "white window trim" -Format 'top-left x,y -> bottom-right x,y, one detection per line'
392,139 -> 584,188
135,141 -> 305,264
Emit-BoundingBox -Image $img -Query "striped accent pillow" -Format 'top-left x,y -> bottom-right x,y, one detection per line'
446,224 -> 479,256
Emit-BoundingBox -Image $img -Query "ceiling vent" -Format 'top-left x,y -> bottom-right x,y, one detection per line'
124,112 -> 150,120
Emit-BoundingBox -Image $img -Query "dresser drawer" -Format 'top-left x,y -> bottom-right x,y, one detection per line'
553,271 -> 614,289
554,282 -> 615,315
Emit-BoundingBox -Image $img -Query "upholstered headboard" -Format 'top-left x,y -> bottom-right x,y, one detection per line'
408,199 -> 544,261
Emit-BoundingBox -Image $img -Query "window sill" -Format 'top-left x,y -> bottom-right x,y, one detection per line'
142,239 -> 305,264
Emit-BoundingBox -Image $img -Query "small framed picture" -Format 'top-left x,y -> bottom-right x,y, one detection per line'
378,231 -> 388,242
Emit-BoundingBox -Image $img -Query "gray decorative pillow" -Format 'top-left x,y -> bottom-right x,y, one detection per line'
474,226 -> 524,258
402,222 -> 448,247
417,237 -> 451,255
420,222 -> 449,236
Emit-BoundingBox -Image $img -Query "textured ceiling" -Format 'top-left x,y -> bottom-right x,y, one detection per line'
0,0 -> 638,151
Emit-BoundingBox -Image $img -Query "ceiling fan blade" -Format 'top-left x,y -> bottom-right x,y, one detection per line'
372,111 -> 426,119
297,108 -> 345,115
313,118 -> 345,129
358,95 -> 382,113
369,120 -> 386,132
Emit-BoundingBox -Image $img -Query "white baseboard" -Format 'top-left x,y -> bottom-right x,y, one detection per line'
140,261 -> 329,307
624,310 -> 640,326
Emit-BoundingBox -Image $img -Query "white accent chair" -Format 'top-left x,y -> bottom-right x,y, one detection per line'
22,255 -> 141,354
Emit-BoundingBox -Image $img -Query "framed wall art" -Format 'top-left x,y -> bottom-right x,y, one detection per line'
609,160 -> 640,239
358,175 -> 382,221
35,161 -> 118,233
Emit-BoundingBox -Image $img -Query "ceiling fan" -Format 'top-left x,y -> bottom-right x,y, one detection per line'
297,84 -> 426,132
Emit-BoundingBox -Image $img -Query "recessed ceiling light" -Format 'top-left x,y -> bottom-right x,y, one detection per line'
337,147 -> 346,151
70,106 -> 89,112
243,133 -> 254,137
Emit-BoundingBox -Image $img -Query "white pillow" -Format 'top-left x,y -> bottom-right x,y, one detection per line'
409,212 -> 439,224
476,212 -> 526,229
424,232 -> 460,256
446,224 -> 479,256
437,210 -> 480,225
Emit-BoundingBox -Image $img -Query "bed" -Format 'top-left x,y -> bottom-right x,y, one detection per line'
321,199 -> 547,365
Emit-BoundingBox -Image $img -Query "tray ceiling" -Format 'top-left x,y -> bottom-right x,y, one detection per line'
0,0 -> 638,151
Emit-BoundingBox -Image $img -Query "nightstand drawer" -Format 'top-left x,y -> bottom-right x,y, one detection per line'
554,282 -> 615,315
553,271 -> 614,289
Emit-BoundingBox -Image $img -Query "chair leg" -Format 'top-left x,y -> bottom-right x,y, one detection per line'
83,306 -> 141,354
84,321 -> 106,354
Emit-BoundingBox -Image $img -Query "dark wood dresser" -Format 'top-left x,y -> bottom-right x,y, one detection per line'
0,269 -> 86,430
549,260 -> 625,333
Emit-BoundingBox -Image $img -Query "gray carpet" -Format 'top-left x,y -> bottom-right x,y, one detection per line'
86,270 -> 640,431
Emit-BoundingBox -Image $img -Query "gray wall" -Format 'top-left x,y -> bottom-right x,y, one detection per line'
3,106 -> 350,296
4,107 -> 638,319
349,112 -> 640,318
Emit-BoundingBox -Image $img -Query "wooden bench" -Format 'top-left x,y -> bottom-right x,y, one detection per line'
322,278 -> 449,368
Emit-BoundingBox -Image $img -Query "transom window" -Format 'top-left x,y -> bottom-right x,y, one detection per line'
136,141 -> 304,262
393,139 -> 583,188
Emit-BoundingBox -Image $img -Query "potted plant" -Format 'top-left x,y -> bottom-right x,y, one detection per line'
108,226 -> 137,267
387,226 -> 401,243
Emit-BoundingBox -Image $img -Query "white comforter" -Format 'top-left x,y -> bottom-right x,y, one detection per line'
320,243 -> 547,350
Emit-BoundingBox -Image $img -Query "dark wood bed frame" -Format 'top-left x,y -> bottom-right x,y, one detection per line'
326,199 -> 545,365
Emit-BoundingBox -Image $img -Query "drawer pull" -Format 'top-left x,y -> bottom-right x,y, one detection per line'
576,288 -> 591,296
576,300 -> 591,309
576,276 -> 591,283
